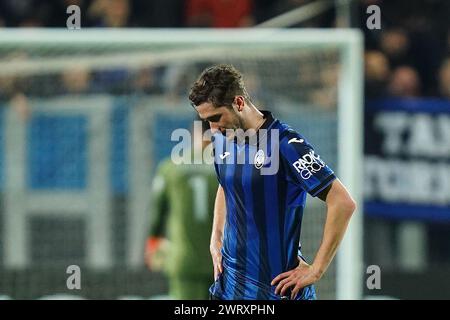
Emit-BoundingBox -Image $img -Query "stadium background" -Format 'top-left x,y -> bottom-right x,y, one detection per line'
0,0 -> 449,299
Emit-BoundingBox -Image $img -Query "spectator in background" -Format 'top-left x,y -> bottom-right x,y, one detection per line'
387,66 -> 421,98
365,51 -> 391,99
0,75 -> 30,121
91,68 -> 130,95
0,52 -> 31,121
380,28 -> 413,69
88,0 -> 132,27
61,67 -> 92,95
362,0 -> 448,96
185,0 -> 254,28
438,58 -> 450,99
0,0 -> 40,27
45,0 -> 88,28
133,67 -> 164,95
379,28 -> 443,96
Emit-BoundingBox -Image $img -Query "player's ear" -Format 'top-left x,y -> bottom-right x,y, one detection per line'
233,96 -> 245,112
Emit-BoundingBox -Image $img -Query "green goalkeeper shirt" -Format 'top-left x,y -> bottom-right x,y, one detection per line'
149,155 -> 218,277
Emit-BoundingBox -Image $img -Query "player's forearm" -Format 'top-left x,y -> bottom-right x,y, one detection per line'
210,185 -> 226,246
311,196 -> 356,278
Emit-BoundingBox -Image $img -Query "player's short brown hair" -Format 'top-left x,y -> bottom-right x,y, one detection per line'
189,64 -> 250,108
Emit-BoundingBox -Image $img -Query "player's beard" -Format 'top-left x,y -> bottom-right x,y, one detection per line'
222,112 -> 245,141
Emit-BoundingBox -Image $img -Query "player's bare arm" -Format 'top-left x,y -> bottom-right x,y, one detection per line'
272,179 -> 356,299
210,185 -> 226,281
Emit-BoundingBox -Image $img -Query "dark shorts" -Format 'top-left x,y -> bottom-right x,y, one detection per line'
209,293 -> 222,300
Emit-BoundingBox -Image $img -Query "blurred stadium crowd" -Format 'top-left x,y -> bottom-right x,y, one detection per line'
0,0 -> 449,106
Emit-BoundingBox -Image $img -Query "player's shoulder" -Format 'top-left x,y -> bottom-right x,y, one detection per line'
275,122 -> 312,149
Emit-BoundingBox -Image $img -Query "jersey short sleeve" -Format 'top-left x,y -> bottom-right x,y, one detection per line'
279,130 -> 336,197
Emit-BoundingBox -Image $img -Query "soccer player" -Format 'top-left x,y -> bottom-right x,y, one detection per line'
189,64 -> 357,300
145,120 -> 218,299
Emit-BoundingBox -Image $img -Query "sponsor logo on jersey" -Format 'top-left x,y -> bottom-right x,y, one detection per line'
288,138 -> 304,144
219,151 -> 230,160
292,151 -> 325,179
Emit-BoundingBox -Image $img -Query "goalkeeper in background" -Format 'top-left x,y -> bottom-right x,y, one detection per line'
145,119 -> 218,300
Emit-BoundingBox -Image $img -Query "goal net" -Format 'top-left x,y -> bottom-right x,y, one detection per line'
0,29 -> 363,300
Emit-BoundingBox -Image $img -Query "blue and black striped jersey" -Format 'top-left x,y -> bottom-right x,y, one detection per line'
209,111 -> 336,300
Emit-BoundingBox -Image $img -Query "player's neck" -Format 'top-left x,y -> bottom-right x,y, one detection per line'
243,104 -> 265,131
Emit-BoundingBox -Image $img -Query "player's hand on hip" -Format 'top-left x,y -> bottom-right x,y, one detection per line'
271,258 -> 322,299
210,240 -> 223,281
